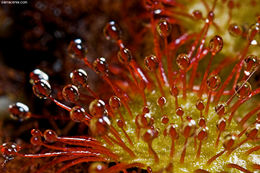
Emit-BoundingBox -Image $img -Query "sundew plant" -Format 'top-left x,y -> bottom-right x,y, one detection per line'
1,0 -> 260,172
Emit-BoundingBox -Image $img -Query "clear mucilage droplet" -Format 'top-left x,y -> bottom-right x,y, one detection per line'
165,123 -> 179,139
247,23 -> 260,44
70,106 -> 90,123
32,79 -> 52,99
196,99 -> 205,111
117,48 -> 132,65
70,69 -> 88,87
30,135 -> 42,146
176,53 -> 190,70
88,162 -> 107,173
67,38 -> 88,59
156,19 -> 172,38
182,119 -> 196,138
29,69 -> 49,84
170,85 -> 179,96
89,99 -> 107,117
103,21 -> 121,41
209,35 -> 223,55
243,55 -> 259,76
207,75 -> 221,91
0,143 -> 21,161
235,81 -> 252,99
93,57 -> 109,74
8,102 -> 30,121
62,84 -> 80,103
228,23 -> 242,37
215,103 -> 228,117
89,115 -> 111,136
43,129 -> 58,143
144,55 -> 159,71
223,134 -> 236,150
109,96 -> 121,110
192,10 -> 202,20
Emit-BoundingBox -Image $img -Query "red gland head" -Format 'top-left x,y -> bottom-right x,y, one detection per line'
31,129 -> 42,137
161,115 -> 169,124
245,124 -> 259,140
0,143 -> 21,161
117,48 -> 132,65
182,118 -> 196,138
67,38 -> 88,59
144,55 -> 159,71
143,106 -> 150,114
89,115 -> 111,136
209,35 -> 223,55
170,85 -> 179,97
29,69 -> 49,84
166,123 -> 179,139
228,23 -> 242,37
88,162 -> 107,173
223,134 -> 236,150
32,79 -> 52,99
70,69 -> 88,87
103,21 -> 121,41
243,55 -> 259,76
217,118 -> 227,132
143,0 -> 159,10
207,11 -> 214,23
235,81 -> 252,99
109,96 -> 121,110
215,103 -> 227,117
30,136 -> 42,146
207,75 -> 221,91
136,113 -> 154,128
197,127 -> 208,141
157,96 -> 166,107
192,10 -> 203,20
198,117 -> 206,127
70,106 -> 90,123
247,23 -> 259,42
93,57 -> 109,74
89,99 -> 107,117
157,19 -> 172,38
176,53 -> 190,70
196,99 -> 205,111
43,129 -> 58,143
176,107 -> 184,117
117,119 -> 125,128
8,102 -> 31,121
62,84 -> 80,103
143,128 -> 159,143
